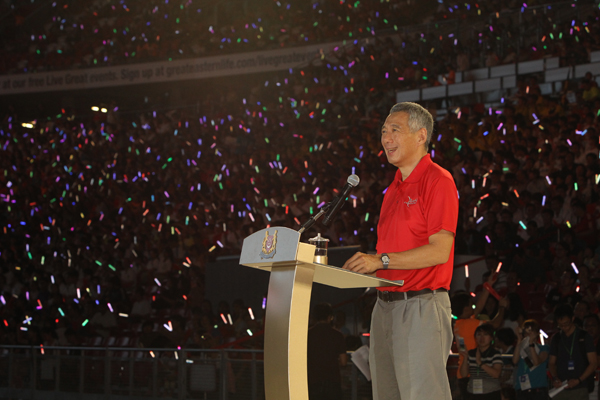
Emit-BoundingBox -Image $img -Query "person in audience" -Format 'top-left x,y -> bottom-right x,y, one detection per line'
459,323 -> 504,399
574,300 -> 592,328
0,2 -> 598,373
583,314 -> 600,354
549,304 -> 597,399
502,293 -> 527,334
495,328 -> 517,358
453,275 -> 508,400
512,320 -> 549,400
307,303 -> 347,400
89,303 -> 117,338
546,269 -> 583,313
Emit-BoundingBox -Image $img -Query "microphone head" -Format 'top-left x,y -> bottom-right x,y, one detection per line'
347,174 -> 360,187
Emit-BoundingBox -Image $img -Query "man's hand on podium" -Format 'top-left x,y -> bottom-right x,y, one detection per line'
342,252 -> 381,275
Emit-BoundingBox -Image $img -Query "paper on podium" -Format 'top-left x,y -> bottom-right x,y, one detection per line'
351,345 -> 371,381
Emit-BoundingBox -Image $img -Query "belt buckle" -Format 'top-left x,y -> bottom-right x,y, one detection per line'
381,291 -> 391,302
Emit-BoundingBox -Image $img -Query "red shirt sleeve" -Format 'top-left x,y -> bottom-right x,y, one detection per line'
425,173 -> 459,237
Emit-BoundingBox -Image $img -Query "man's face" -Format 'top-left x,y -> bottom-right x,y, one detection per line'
557,316 -> 574,334
560,271 -> 574,287
574,302 -> 589,320
381,112 -> 424,169
584,318 -> 600,339
475,330 -> 493,348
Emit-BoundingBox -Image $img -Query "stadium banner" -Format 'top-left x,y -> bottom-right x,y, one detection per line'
0,40 -> 352,95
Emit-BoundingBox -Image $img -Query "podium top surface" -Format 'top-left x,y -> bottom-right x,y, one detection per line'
240,227 -> 403,289
310,262 -> 403,289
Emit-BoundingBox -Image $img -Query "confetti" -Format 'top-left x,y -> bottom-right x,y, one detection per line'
0,0 -> 597,347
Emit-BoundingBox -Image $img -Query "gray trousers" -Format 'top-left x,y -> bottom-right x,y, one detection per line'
369,291 -> 453,400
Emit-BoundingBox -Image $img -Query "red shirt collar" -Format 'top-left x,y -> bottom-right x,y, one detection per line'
394,154 -> 432,184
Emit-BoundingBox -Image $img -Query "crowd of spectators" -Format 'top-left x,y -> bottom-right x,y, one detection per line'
0,0 -> 599,389
1,0 -> 600,91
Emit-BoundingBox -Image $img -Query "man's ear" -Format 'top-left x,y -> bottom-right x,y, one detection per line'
417,127 -> 427,145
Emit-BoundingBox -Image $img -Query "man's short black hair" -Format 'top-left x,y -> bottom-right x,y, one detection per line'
313,302 -> 333,322
555,304 -> 574,320
475,323 -> 495,338
495,327 -> 517,347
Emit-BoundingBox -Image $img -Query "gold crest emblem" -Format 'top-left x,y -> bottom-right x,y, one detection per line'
260,230 -> 278,259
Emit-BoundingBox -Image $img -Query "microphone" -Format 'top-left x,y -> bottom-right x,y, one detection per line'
322,174 -> 360,227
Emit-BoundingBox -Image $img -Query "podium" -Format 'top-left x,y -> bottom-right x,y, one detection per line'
240,227 -> 403,400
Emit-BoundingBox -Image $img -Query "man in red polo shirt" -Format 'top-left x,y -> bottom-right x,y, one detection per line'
343,102 -> 458,400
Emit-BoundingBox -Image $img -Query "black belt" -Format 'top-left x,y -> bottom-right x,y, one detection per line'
377,288 -> 447,302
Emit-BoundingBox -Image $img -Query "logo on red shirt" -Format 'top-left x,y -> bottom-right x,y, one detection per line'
404,196 -> 418,207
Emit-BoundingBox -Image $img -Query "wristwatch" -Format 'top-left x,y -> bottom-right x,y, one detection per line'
381,253 -> 390,269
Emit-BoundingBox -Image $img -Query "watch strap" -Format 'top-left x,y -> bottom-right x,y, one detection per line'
381,253 -> 389,269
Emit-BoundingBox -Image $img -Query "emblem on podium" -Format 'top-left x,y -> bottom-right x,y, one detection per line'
260,230 -> 278,259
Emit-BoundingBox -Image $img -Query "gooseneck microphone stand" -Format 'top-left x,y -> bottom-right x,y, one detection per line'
297,203 -> 331,235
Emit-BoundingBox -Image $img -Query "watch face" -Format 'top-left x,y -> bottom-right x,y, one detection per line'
382,255 -> 390,263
